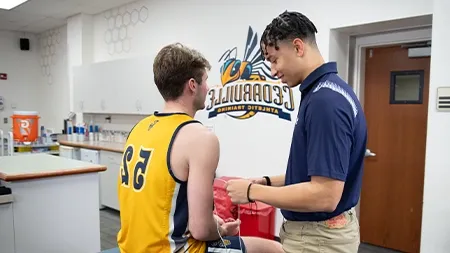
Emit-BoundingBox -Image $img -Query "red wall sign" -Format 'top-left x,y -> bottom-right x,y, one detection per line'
0,73 -> 7,80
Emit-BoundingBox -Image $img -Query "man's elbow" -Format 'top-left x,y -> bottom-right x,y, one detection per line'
190,228 -> 210,241
321,198 -> 339,212
319,193 -> 341,212
189,220 -> 213,241
310,177 -> 344,212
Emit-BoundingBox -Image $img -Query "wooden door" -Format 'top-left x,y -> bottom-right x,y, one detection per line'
359,45 -> 430,253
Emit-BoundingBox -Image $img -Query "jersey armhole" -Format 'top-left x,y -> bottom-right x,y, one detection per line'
126,123 -> 138,141
167,120 -> 203,184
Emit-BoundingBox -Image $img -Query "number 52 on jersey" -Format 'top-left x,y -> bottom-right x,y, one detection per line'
120,145 -> 154,191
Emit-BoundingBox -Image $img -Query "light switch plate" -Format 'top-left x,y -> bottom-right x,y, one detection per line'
437,87 -> 450,112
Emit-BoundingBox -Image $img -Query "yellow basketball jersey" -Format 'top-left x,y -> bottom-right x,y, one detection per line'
117,112 -> 207,253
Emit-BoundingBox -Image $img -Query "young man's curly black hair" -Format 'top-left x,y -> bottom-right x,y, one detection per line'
260,11 -> 318,57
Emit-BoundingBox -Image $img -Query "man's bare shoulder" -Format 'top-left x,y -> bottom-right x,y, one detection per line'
178,123 -> 219,145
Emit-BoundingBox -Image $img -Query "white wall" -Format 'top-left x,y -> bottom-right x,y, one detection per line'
0,31 -> 42,133
36,26 -> 69,132
67,14 -> 95,124
0,27 -> 68,134
84,0 -> 435,237
90,1 -> 303,234
62,0 -> 450,250
420,0 -> 450,252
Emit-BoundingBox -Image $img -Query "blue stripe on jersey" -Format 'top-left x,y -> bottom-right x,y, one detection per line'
171,182 -> 189,250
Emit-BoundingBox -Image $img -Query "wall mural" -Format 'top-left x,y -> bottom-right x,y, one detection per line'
206,26 -> 295,121
102,4 -> 149,55
38,28 -> 62,85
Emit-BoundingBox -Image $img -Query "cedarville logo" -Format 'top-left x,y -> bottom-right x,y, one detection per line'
205,26 -> 295,121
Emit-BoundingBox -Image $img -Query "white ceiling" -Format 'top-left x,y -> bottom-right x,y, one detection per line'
0,0 -> 139,34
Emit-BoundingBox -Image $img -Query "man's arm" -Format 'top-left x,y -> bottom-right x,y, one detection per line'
250,93 -> 353,212
250,177 -> 344,212
265,174 -> 285,187
254,174 -> 285,187
186,126 -> 226,241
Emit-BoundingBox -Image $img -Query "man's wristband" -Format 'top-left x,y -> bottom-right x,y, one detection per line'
263,176 -> 271,186
247,183 -> 255,203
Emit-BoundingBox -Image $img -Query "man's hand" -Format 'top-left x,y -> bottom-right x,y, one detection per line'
249,177 -> 266,185
214,214 -> 224,226
225,179 -> 252,204
221,219 -> 241,236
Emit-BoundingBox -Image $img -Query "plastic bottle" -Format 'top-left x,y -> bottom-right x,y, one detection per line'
67,121 -> 73,141
94,125 -> 100,141
74,125 -> 79,142
40,125 -> 45,143
89,124 -> 94,143
78,124 -> 85,142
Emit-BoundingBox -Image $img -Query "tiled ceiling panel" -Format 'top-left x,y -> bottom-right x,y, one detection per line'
0,0 -> 139,33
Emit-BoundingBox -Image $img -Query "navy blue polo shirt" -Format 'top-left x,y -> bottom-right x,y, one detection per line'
281,62 -> 367,222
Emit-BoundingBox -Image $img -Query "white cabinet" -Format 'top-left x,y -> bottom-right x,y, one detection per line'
59,145 -> 81,160
73,63 -> 113,113
0,198 -> 15,253
72,56 -> 164,115
99,151 -> 122,211
80,148 -> 100,164
80,148 -> 101,209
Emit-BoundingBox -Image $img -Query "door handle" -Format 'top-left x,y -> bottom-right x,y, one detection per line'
365,149 -> 376,157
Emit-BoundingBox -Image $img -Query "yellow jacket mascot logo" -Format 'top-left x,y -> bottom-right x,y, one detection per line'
206,26 -> 295,121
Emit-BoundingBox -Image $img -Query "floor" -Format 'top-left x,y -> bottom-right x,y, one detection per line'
100,209 -> 401,252
100,208 -> 121,250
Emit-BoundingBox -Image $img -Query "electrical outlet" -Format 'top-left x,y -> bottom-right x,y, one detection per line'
3,117 -> 7,124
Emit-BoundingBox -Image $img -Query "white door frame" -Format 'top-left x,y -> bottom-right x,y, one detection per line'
351,27 -> 432,106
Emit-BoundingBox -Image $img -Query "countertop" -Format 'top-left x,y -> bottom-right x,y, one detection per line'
0,153 -> 107,182
57,135 -> 124,153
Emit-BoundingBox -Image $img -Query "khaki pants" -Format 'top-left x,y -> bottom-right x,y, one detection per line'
279,208 -> 360,253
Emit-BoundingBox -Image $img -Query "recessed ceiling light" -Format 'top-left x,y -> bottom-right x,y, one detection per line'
0,0 -> 29,10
